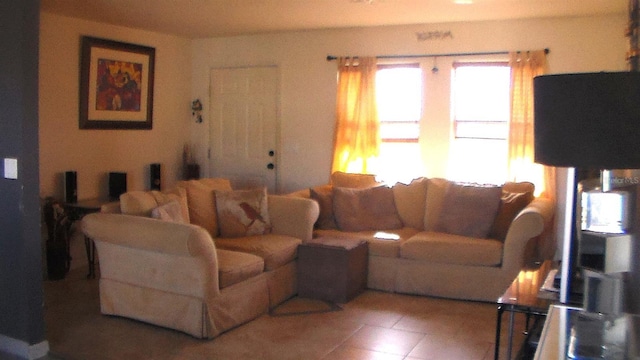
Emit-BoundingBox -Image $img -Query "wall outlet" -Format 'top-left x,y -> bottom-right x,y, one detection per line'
4,158 -> 18,179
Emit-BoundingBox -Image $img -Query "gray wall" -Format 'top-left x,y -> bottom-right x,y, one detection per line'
0,0 -> 46,353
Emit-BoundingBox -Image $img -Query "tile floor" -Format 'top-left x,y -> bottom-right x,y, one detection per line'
43,266 -> 530,360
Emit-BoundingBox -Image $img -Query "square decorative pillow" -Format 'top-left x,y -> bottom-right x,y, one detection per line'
435,183 -> 502,238
151,187 -> 190,223
215,187 -> 271,238
151,200 -> 186,224
489,189 -> 535,241
333,185 -> 403,232
310,184 -> 338,229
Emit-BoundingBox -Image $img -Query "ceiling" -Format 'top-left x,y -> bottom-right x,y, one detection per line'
41,0 -> 626,39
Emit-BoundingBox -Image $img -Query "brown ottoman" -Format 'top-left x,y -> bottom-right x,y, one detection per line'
297,237 -> 368,303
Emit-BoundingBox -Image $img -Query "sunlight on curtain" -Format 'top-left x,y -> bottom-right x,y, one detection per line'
331,57 -> 380,174
508,50 -> 555,199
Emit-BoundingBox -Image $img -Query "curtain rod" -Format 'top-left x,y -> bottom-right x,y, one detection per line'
326,48 -> 549,61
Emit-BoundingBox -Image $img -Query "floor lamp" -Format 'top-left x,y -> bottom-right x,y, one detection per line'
533,72 -> 640,304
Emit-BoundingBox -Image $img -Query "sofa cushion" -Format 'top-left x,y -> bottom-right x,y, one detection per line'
333,186 -> 403,232
177,178 -> 232,237
489,189 -> 535,241
309,184 -> 338,230
151,201 -> 186,224
330,171 -> 381,188
119,191 -> 159,217
401,231 -> 504,266
435,183 -> 502,238
215,188 -> 271,238
313,227 -> 420,258
216,249 -> 264,289
392,177 -> 428,230
215,234 -> 301,271
423,178 -> 452,231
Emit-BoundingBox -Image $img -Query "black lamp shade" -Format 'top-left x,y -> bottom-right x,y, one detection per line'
534,72 -> 640,169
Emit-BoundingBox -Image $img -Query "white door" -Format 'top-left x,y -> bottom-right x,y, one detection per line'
209,66 -> 278,193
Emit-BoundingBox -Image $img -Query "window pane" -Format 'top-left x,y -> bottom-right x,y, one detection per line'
448,138 -> 507,185
376,67 -> 422,124
380,122 -> 420,140
455,121 -> 508,140
373,142 -> 424,184
453,65 -> 510,123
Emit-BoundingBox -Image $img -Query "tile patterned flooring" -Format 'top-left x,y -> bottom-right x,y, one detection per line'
44,267 -> 529,360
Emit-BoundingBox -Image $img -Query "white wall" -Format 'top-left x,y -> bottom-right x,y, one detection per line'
192,14 -> 628,194
39,13 -> 192,200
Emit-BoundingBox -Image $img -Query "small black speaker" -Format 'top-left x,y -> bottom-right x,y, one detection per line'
64,171 -> 77,203
108,172 -> 127,200
150,163 -> 161,191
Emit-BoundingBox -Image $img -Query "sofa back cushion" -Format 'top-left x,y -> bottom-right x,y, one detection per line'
333,185 -> 402,232
330,171 -> 381,188
176,178 -> 232,237
309,184 -> 338,229
392,177 -> 428,230
434,183 -> 502,238
423,178 -> 452,231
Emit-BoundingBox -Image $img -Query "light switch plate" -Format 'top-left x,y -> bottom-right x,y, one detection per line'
4,158 -> 18,179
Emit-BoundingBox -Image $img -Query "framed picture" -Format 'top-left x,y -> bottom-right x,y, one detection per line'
79,36 -> 155,129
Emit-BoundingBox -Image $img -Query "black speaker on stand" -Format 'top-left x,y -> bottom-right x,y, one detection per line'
150,163 -> 161,191
64,171 -> 77,203
108,172 -> 127,201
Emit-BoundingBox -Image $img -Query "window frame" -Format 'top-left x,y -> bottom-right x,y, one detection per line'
376,63 -> 422,143
451,61 -> 510,141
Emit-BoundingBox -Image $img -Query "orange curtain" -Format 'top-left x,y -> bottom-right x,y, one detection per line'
331,57 -> 380,174
508,50 -> 555,200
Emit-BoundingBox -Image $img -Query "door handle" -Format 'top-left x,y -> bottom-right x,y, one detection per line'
267,163 -> 275,170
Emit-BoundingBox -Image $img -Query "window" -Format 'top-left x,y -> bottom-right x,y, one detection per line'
448,62 -> 511,184
374,64 -> 424,183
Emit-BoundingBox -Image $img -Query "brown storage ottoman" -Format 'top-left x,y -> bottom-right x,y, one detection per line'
297,237 -> 368,303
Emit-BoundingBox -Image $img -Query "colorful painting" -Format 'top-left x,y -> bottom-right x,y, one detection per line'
79,37 -> 155,129
95,59 -> 143,112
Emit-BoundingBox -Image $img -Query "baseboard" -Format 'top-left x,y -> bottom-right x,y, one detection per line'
0,334 -> 49,359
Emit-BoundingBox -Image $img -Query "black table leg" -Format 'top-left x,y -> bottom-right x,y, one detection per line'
495,304 -> 504,360
84,236 -> 95,279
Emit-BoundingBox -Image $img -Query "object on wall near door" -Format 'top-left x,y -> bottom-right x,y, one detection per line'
191,99 -> 203,123
79,36 -> 155,130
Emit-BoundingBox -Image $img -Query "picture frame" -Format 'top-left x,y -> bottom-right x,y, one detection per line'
79,36 -> 155,129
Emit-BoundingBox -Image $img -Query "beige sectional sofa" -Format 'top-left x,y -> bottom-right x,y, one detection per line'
82,178 -> 319,339
291,172 -> 556,302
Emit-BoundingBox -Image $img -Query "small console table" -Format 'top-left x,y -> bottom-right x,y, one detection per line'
64,198 -> 116,278
494,261 -> 557,360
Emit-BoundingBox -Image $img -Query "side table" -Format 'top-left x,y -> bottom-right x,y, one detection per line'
297,237 -> 368,304
64,198 -> 116,279
494,260 -> 557,360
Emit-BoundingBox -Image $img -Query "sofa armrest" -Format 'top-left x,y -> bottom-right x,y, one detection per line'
268,195 -> 319,242
82,213 -> 220,296
501,197 -> 555,271
100,201 -> 121,214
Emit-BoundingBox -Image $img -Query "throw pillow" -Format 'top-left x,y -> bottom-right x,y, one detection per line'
215,187 -> 271,238
489,189 -> 535,241
333,186 -> 403,232
435,183 -> 502,238
151,200 -> 186,224
119,191 -> 158,217
309,184 -> 338,229
330,171 -> 381,188
150,187 -> 190,223
392,177 -> 429,229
